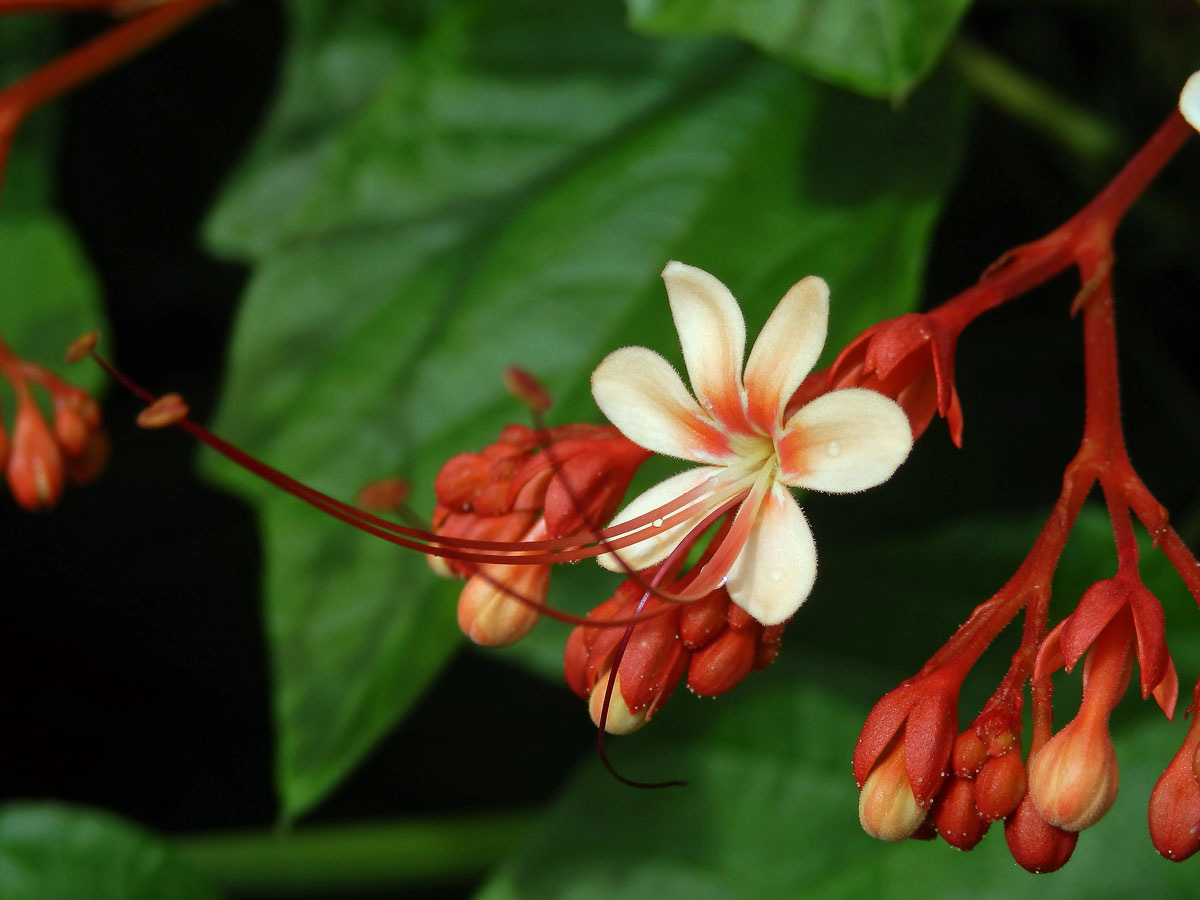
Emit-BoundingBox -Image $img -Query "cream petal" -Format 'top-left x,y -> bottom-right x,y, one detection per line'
725,482 -> 816,626
777,388 -> 913,493
592,346 -> 734,464
662,261 -> 749,433
1181,71 -> 1200,133
743,276 -> 830,431
596,466 -> 723,573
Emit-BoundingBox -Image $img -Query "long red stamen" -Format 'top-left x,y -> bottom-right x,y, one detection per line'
91,350 -> 749,631
90,349 -> 722,562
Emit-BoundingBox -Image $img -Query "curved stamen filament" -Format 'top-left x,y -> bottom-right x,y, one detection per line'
91,350 -> 735,563
91,350 -> 762,627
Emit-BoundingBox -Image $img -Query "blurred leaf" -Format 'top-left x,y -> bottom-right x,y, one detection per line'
203,0 -> 966,819
0,17 -> 106,396
0,803 -> 220,900
624,0 -> 974,99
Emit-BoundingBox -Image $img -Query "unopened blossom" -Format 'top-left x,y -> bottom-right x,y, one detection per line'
591,262 -> 912,626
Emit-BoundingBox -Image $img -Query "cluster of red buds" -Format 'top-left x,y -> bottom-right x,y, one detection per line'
427,421 -> 649,647
852,85 -> 1200,871
564,579 -> 783,734
0,332 -> 107,510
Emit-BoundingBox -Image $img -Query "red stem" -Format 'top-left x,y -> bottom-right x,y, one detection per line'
0,0 -> 221,196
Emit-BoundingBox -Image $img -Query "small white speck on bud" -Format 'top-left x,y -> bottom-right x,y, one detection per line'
1181,71 -> 1200,134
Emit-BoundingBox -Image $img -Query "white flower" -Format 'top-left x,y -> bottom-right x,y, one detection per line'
590,262 -> 913,626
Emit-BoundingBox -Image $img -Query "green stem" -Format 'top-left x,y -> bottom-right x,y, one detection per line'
170,810 -> 539,895
947,37 -> 1124,164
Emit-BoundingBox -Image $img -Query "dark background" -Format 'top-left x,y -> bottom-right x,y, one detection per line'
1,1 -> 1198,897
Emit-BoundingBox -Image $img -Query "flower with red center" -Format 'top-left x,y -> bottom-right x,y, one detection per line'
590,261 -> 913,626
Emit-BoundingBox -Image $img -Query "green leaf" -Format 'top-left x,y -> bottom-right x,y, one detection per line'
476,507 -> 1200,899
624,0 -> 975,99
203,0 -> 966,819
0,803 -> 221,900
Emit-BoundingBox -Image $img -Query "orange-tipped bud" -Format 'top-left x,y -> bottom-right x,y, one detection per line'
65,331 -> 99,364
859,738 -> 928,843
504,366 -> 552,414
1028,714 -> 1119,832
1148,714 -> 1200,861
355,477 -> 411,511
974,751 -> 1027,822
1004,792 -> 1078,873
456,562 -> 549,647
137,393 -> 189,429
7,398 -> 65,510
932,775 -> 988,851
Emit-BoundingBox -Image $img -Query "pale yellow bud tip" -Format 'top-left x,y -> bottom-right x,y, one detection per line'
588,669 -> 648,735
858,740 -> 928,842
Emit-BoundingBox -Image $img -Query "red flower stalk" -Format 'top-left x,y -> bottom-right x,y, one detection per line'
853,82 -> 1200,870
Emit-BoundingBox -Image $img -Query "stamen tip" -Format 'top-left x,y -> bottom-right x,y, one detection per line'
137,393 -> 189,429
66,331 -> 100,364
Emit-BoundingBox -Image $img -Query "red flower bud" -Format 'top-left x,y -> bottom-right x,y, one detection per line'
7,397 -> 64,510
1028,713 -> 1119,832
932,775 -> 988,851
1149,693 -> 1200,861
975,751 -> 1027,822
456,560 -> 549,647
679,590 -> 728,648
952,729 -> 988,778
1004,792 -> 1078,874
827,312 -> 962,445
854,667 -> 961,807
686,625 -> 757,697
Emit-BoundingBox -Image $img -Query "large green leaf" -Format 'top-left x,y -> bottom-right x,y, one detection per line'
0,18 -> 105,395
203,0 -> 967,819
476,507 -> 1200,898
624,0 -> 975,99
0,803 -> 220,900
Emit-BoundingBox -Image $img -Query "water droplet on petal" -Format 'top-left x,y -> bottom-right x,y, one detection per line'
770,572 -> 781,581
826,441 -> 841,457
653,518 -> 664,528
